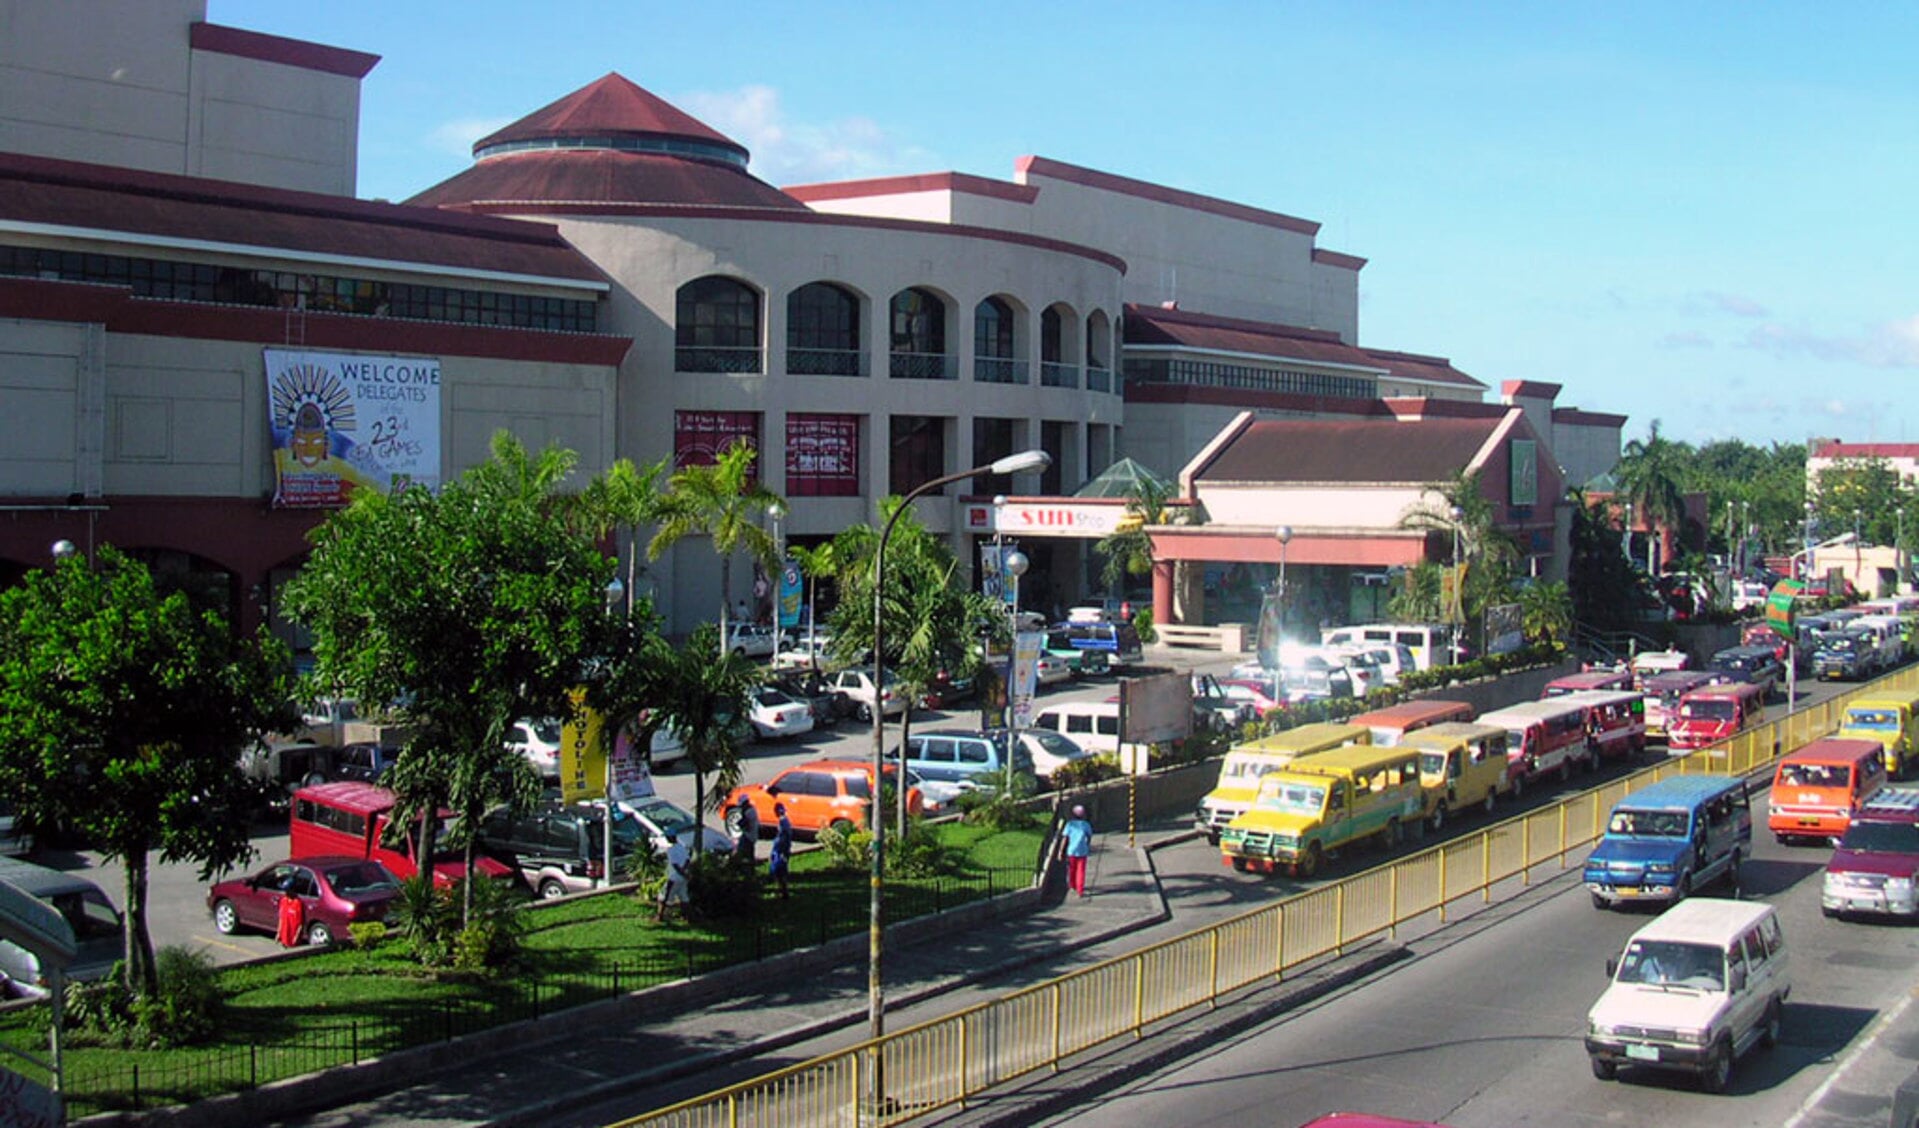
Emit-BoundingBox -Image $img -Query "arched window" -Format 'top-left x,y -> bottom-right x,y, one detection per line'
974,296 -> 1024,384
890,288 -> 951,379
787,283 -> 863,376
1086,312 -> 1114,392
676,276 -> 762,373
1041,305 -> 1079,387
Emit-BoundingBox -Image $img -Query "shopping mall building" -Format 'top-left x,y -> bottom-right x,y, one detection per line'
0,1 -> 1625,643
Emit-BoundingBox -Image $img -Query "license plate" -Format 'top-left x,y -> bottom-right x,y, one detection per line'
1798,819 -> 1820,828
1852,898 -> 1881,911
1614,887 -> 1641,897
1625,1044 -> 1660,1062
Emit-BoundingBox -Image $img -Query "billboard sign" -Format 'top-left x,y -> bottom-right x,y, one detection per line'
1121,671 -> 1192,745
264,349 -> 441,507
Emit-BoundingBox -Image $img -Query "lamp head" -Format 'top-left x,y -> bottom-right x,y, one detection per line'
51,539 -> 77,562
989,449 -> 1051,476
1005,551 -> 1030,577
1276,525 -> 1293,545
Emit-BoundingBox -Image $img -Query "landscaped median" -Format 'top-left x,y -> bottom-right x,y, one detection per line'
0,821 -> 1045,1119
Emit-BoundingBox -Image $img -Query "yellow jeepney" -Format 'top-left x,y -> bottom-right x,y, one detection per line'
1403,721 -> 1513,831
1837,687 -> 1919,777
1194,723 -> 1370,844
1219,744 -> 1422,878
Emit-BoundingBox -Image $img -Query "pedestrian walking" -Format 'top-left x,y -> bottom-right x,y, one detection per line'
734,597 -> 751,625
733,795 -> 760,864
275,878 -> 306,947
767,802 -> 794,898
655,837 -> 691,922
1061,804 -> 1094,898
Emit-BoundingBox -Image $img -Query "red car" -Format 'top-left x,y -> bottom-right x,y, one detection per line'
207,856 -> 403,946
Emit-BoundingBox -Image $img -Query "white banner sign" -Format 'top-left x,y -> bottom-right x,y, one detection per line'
964,501 -> 1128,538
265,349 -> 441,507
1011,631 -> 1043,729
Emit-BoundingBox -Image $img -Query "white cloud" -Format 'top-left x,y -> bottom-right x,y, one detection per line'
1743,316 -> 1919,368
427,117 -> 513,158
678,85 -> 936,185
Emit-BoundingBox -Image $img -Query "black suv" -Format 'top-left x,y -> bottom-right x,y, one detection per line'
477,806 -> 626,899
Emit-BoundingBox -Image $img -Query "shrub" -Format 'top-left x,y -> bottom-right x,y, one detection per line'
1132,606 -> 1157,644
389,873 -> 457,966
887,825 -> 953,877
1051,754 -> 1122,790
346,922 -> 387,951
816,821 -> 871,870
64,970 -> 134,1046
132,947 -> 223,1045
959,774 -> 1039,833
685,850 -> 761,918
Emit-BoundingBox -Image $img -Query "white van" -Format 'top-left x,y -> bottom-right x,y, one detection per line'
1031,701 -> 1121,754
1585,898 -> 1788,1092
1319,623 -> 1460,671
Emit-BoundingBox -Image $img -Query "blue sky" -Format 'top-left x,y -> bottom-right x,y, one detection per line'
216,2 -> 1919,451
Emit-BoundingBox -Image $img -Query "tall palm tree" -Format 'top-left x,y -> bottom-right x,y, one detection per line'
1094,474 -> 1174,597
1399,470 -> 1520,645
1614,421 -> 1688,571
646,440 -> 785,652
785,541 -> 839,665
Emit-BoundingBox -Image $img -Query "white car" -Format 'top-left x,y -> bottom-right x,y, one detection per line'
588,795 -> 734,856
747,686 -> 816,740
1013,728 -> 1095,783
1034,653 -> 1072,686
830,668 -> 909,720
724,622 -> 779,659
771,633 -> 834,670
509,718 -> 564,779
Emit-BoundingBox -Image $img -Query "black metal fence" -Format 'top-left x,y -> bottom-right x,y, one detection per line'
55,864 -> 1033,1116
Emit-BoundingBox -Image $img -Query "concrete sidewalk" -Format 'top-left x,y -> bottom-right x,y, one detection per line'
205,826 -> 1180,1128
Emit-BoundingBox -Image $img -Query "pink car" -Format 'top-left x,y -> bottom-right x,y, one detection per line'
1218,678 -> 1286,717
208,856 -> 402,946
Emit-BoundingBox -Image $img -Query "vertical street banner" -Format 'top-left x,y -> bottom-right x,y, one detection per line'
980,543 -> 1007,605
264,348 -> 441,508
1765,579 -> 1803,638
1441,563 -> 1468,624
559,689 -> 606,804
1011,630 -> 1042,729
777,560 -> 803,628
1255,591 -> 1283,671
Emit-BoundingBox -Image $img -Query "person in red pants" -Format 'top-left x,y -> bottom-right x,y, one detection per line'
1061,805 -> 1094,897
276,882 -> 306,947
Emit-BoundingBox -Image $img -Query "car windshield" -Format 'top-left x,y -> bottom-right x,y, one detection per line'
1617,940 -> 1725,990
1822,637 -> 1860,653
1608,808 -> 1688,836
1682,700 -> 1736,721
1848,709 -> 1899,730
628,797 -> 697,838
529,719 -> 562,743
325,862 -> 400,895
1418,752 -> 1447,777
1223,756 -> 1285,781
1839,820 -> 1919,853
755,687 -> 794,706
1256,782 -> 1326,814
1780,763 -> 1850,788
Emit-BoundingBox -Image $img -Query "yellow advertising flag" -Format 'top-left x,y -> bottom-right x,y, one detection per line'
558,688 -> 606,803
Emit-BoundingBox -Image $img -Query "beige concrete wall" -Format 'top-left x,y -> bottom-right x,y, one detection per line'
0,317 -> 102,497
1197,483 -> 1429,530
189,51 -> 362,196
0,0 -> 362,196
92,333 -> 615,498
1553,420 -> 1622,490
0,0 -> 200,174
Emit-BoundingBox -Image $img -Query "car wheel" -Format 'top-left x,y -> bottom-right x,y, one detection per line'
1676,872 -> 1693,902
732,647 -> 746,657
538,878 -> 567,900
1206,831 -> 1221,847
1383,818 -> 1402,849
1482,789 -> 1497,815
828,818 -> 855,838
856,703 -> 874,723
1760,999 -> 1782,1050
1231,857 -> 1249,873
1699,1039 -> 1733,1093
212,899 -> 239,935
1297,842 -> 1323,879
1511,774 -> 1525,800
1559,759 -> 1573,783
1590,1056 -> 1617,1081
1725,850 -> 1742,895
1429,803 -> 1446,834
1591,892 -> 1609,911
305,921 -> 334,946
724,807 -> 745,837
302,771 -> 329,787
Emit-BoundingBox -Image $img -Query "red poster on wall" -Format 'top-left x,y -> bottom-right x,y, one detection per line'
785,414 -> 859,496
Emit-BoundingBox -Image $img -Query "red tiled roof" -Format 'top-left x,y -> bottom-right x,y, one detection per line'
0,152 -> 608,283
407,148 -> 807,211
1501,379 -> 1562,399
1018,156 -> 1320,236
474,74 -> 743,157
1362,347 -> 1485,390
190,22 -> 379,79
1810,441 -> 1919,460
1197,416 -> 1504,484
1122,304 -> 1381,370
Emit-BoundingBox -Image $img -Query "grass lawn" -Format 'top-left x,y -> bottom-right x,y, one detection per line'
0,819 -> 1045,1116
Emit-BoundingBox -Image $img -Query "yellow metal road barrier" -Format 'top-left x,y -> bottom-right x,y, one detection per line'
615,668 -> 1916,1128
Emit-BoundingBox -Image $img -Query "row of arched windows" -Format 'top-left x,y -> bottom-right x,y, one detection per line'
674,277 -> 1116,390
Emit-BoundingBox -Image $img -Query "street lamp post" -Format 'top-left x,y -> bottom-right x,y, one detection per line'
1900,506 -> 1907,592
869,449 -> 1050,1052
1003,550 -> 1030,795
1623,502 -> 1633,565
1449,505 -> 1465,665
601,576 -> 625,890
1273,526 -> 1292,700
1805,501 -> 1816,583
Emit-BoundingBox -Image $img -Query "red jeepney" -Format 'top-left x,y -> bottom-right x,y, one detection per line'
1542,669 -> 1634,698
1667,681 -> 1766,753
290,782 -> 515,886
1641,670 -> 1725,740
1553,689 -> 1648,760
1478,698 -> 1598,791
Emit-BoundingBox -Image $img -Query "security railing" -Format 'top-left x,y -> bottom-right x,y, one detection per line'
616,666 -> 1912,1127
1039,361 -> 1079,388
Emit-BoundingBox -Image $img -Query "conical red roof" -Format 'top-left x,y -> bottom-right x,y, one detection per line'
474,73 -> 746,160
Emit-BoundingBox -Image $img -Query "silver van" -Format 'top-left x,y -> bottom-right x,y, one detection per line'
0,857 -> 123,994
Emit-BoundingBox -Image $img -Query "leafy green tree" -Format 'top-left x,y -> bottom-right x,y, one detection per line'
641,625 -> 758,852
1614,421 -> 1690,566
646,440 -> 784,647
1517,580 -> 1574,644
826,497 -> 1001,833
1566,489 -> 1644,630
1398,470 -> 1519,646
1810,457 -> 1919,548
0,548 -> 294,998
1094,473 -> 1173,597
284,432 -> 615,924
786,541 -> 840,663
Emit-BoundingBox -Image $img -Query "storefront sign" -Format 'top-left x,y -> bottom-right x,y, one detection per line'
964,502 -> 1126,538
265,349 -> 441,508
